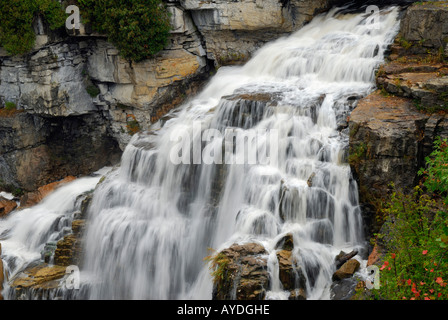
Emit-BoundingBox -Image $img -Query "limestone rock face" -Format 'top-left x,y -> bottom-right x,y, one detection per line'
0,112 -> 121,191
182,0 -> 338,65
0,0 -> 341,191
400,2 -> 448,49
349,91 -> 429,196
348,1 -> 448,238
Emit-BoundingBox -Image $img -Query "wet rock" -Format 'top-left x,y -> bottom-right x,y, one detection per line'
332,259 -> 360,281
41,241 -> 58,264
289,288 -> 306,300
212,243 -> 269,300
330,277 -> 358,300
54,231 -> 84,267
20,176 -> 76,208
307,172 -> 316,187
335,250 -> 358,269
276,249 -> 306,293
11,264 -> 67,290
0,197 -> 17,218
10,263 -> 68,299
217,92 -> 281,129
275,233 -> 294,251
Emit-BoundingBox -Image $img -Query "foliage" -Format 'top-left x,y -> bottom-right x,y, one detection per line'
419,137 -> 448,204
4,101 -> 17,111
204,249 -> 230,286
0,101 -> 23,117
369,186 -> 448,300
77,0 -> 171,62
126,114 -> 141,136
368,137 -> 448,300
0,0 -> 65,55
86,84 -> 100,97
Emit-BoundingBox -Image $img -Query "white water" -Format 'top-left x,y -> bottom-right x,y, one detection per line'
0,7 -> 401,300
79,7 -> 400,300
0,168 -> 111,299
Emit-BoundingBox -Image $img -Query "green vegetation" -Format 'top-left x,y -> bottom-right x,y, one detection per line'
126,114 -> 141,135
4,101 -> 17,111
0,179 -> 24,197
348,142 -> 367,167
86,84 -> 100,97
419,137 -> 448,204
0,0 -> 171,61
78,0 -> 171,62
364,138 -> 448,300
204,250 -> 231,288
0,0 -> 66,55
0,101 -> 23,117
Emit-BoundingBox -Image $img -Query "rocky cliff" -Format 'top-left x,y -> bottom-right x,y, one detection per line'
0,0 -> 343,193
349,1 -> 448,236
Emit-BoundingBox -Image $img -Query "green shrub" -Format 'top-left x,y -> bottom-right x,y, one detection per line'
367,138 -> 448,300
419,137 -> 448,204
0,0 -> 66,55
78,0 -> 171,62
370,186 -> 448,300
86,84 -> 100,97
4,101 -> 17,110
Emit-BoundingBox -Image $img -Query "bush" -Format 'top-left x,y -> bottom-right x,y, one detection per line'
367,137 -> 448,300
4,101 -> 17,110
0,0 -> 66,55
370,186 -> 448,300
126,114 -> 141,135
419,137 -> 448,204
78,0 -> 171,62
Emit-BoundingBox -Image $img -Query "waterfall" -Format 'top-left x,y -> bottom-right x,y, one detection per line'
0,6 -> 401,300
80,7 -> 400,300
0,168 -> 111,299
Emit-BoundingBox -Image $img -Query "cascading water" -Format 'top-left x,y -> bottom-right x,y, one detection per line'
0,168 -> 111,299
78,7 -> 400,300
0,6 -> 401,300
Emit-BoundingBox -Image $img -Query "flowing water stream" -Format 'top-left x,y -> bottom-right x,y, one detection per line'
0,6 -> 401,300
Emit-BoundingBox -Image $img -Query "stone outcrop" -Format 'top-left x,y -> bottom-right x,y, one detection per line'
10,264 -> 68,299
211,234 -> 307,300
212,243 -> 269,300
0,111 -> 121,192
182,0 -> 339,66
349,1 -> 448,237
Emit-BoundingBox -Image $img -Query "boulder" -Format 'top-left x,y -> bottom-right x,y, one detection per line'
335,250 -> 358,269
332,259 -> 361,281
10,264 -> 67,299
0,197 -> 17,218
275,233 -> 294,252
211,242 -> 269,300
276,249 -> 306,293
